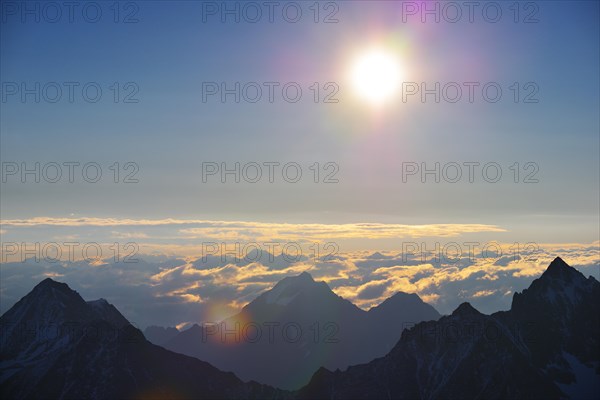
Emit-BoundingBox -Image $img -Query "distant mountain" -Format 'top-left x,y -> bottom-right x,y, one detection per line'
192,250 -> 307,271
144,325 -> 180,346
367,292 -> 440,351
298,257 -> 600,399
0,279 -> 281,399
163,272 -> 440,390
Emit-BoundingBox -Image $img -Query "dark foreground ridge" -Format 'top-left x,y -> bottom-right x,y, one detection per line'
0,278 -> 283,399
298,257 -> 600,399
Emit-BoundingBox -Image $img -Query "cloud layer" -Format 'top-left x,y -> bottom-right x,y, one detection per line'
1,240 -> 597,329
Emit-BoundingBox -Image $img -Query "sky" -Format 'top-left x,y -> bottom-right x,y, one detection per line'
1,1 -> 599,328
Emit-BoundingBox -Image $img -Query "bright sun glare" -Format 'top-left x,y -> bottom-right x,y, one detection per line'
350,48 -> 403,106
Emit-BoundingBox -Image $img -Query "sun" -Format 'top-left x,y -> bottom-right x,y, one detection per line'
349,48 -> 403,106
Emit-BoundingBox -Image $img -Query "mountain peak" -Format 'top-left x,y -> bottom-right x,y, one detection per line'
30,278 -> 82,302
546,256 -> 572,271
540,257 -> 582,283
296,271 -> 315,282
260,272 -> 320,306
274,271 -> 316,289
452,302 -> 481,317
34,277 -> 71,292
389,292 -> 420,300
371,292 -> 420,309
368,291 -> 441,322
9,279 -> 130,330
366,252 -> 387,259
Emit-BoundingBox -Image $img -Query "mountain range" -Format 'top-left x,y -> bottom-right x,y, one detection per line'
0,279 -> 279,399
298,257 -> 600,399
160,271 -> 440,389
1,257 -> 598,399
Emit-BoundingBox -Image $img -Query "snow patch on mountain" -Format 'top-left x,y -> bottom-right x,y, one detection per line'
556,352 -> 600,400
264,272 -> 314,305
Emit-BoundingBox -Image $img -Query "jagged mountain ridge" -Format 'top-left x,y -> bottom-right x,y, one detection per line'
2,257 -> 598,399
298,257 -> 600,399
144,325 -> 180,346
0,279 -> 282,400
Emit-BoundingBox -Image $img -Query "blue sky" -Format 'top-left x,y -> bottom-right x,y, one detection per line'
1,1 -> 599,326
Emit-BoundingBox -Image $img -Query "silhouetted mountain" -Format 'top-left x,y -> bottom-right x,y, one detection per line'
144,325 -> 180,346
0,278 -> 281,399
502,257 -> 600,398
367,292 -> 441,351
4,258 -> 596,399
192,250 -> 307,271
164,272 -> 440,389
298,257 -> 600,399
365,252 -> 391,260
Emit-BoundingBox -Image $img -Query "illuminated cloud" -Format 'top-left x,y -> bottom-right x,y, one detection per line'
0,240 -> 597,328
472,290 -> 497,298
2,217 -> 505,240
110,231 -> 150,239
